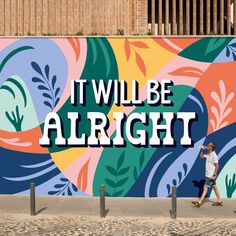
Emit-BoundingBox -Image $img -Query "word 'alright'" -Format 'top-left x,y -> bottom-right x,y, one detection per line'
39,111 -> 196,147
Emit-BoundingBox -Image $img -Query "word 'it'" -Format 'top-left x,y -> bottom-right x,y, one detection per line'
39,111 -> 196,147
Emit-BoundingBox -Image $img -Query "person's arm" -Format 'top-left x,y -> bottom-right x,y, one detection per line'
200,148 -> 205,159
212,163 -> 219,179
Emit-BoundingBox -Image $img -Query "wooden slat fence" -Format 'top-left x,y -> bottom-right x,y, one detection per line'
150,0 -> 236,35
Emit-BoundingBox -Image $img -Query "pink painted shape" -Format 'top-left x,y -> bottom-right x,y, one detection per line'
0,137 -> 32,147
0,39 -> 18,51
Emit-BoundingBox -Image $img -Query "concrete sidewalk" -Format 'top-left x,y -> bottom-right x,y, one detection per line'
0,195 -> 235,219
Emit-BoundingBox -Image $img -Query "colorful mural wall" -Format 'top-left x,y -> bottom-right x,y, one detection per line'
0,37 -> 235,198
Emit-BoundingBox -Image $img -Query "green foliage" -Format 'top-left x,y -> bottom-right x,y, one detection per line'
104,151 -> 130,197
5,105 -> 24,132
75,30 -> 84,36
117,29 -> 124,35
225,173 -> 236,198
147,29 -> 152,35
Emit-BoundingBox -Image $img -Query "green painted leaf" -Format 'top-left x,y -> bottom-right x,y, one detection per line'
104,178 -> 116,188
112,190 -> 123,197
133,167 -> 138,180
179,37 -> 232,62
117,151 -> 125,171
205,38 -> 228,55
106,166 -> 117,176
118,167 -> 130,176
116,177 -> 128,187
139,150 -> 145,171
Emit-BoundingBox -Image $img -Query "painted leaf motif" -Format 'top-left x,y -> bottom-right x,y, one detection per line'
55,184 -> 66,189
43,93 -> 52,99
44,101 -> 53,109
52,76 -> 57,89
32,77 -> 45,84
68,38 -> 80,61
169,67 -> 204,78
139,151 -> 145,170
55,98 -> 60,106
68,187 -> 72,196
205,38 -> 228,55
55,88 -> 60,98
226,47 -> 230,57
104,178 -> 116,188
112,190 -> 123,197
77,159 -> 90,192
48,190 -> 59,195
135,51 -> 146,77
130,41 -> 149,48
117,152 -> 125,170
61,178 -> 68,182
124,39 -> 131,61
31,62 -> 43,76
45,65 -> 50,79
38,85 -> 49,91
72,184 -> 78,192
116,177 -> 128,187
118,167 -> 130,176
106,166 -> 117,176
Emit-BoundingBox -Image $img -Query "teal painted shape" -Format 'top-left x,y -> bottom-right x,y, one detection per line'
179,37 -> 233,62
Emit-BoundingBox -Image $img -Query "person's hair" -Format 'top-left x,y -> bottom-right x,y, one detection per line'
210,142 -> 216,151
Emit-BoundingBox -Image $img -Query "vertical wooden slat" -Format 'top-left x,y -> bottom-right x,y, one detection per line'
75,0 -> 78,34
30,0 -> 36,35
165,0 -> 169,35
18,0 -> 24,35
213,0 -> 217,34
0,0 -> 4,35
178,0 -> 183,34
42,0 -> 48,34
49,0 -> 56,35
151,0 -> 155,35
68,0 -> 74,34
62,0 -> 68,35
56,0 -> 62,35
206,0 -> 210,34
186,0 -> 190,35
199,0 -> 204,34
220,0 -> 224,34
172,0 -> 176,35
5,0 -> 11,35
158,0 -> 162,35
24,0 -> 30,35
227,0 -> 231,35
192,0 -> 197,35
11,0 -> 17,35
234,0 -> 236,35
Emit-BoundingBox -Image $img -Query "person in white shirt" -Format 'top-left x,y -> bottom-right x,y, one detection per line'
192,143 -> 223,207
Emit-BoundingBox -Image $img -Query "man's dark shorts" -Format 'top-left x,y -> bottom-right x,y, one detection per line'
205,177 -> 216,188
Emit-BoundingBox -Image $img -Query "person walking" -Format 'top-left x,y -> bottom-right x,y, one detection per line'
192,142 -> 223,207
